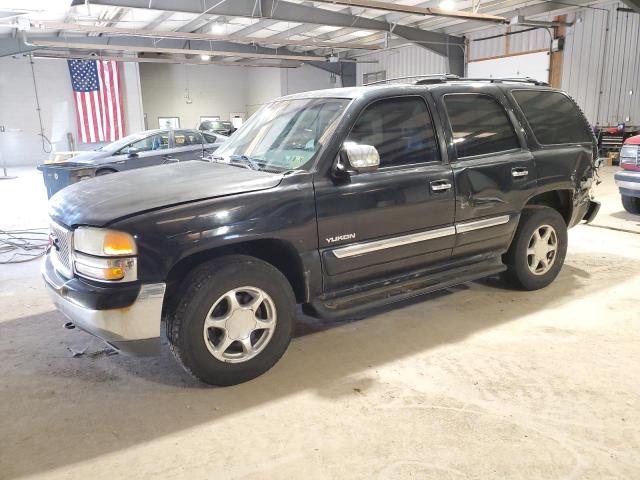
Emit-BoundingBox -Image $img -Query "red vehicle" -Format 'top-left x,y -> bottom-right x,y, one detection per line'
614,135 -> 640,213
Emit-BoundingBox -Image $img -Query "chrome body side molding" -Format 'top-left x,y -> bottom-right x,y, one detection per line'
332,226 -> 456,259
455,215 -> 511,233
331,214 -> 513,259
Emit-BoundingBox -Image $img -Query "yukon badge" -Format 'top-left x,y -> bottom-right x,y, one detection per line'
326,233 -> 356,244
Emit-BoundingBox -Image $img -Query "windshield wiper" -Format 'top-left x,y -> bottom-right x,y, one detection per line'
210,154 -> 272,171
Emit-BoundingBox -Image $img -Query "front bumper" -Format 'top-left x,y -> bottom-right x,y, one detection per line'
42,253 -> 165,356
615,171 -> 640,197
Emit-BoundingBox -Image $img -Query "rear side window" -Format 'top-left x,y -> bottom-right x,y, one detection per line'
174,130 -> 203,146
346,96 -> 440,167
444,94 -> 520,158
511,90 -> 592,145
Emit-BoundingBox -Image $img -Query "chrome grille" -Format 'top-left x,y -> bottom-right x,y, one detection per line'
50,222 -> 73,276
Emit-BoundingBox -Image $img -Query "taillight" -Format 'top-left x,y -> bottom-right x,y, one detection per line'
620,145 -> 639,170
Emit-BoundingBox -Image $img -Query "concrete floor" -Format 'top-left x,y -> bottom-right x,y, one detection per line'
1,166 -> 639,479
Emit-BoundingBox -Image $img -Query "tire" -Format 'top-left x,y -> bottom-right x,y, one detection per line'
167,255 -> 296,386
621,195 -> 640,214
503,206 -> 568,291
96,169 -> 116,176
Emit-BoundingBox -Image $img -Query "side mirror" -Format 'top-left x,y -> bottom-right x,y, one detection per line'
127,147 -> 140,158
336,142 -> 380,177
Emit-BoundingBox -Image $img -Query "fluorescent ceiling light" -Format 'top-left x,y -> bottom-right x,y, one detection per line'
439,0 -> 456,11
200,54 -> 211,60
210,23 -> 226,34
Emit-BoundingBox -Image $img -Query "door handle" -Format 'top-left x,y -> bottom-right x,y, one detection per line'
511,167 -> 529,178
430,180 -> 452,192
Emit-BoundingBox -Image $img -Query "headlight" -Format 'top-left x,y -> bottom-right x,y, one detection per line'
74,227 -> 137,256
73,227 -> 137,282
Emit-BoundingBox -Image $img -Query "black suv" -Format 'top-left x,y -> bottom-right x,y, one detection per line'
43,78 -> 600,386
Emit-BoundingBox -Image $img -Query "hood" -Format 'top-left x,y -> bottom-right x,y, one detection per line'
625,135 -> 640,145
49,161 -> 283,227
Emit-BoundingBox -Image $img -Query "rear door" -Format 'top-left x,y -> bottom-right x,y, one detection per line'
314,94 -> 456,291
171,130 -> 205,162
435,88 -> 536,258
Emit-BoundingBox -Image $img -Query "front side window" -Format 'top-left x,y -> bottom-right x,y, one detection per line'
512,90 -> 593,145
117,133 -> 169,154
174,130 -> 203,147
444,94 -> 520,158
213,98 -> 350,172
346,96 -> 440,168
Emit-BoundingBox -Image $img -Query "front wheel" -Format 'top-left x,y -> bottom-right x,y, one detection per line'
504,206 -> 568,290
621,195 -> 640,214
167,255 -> 296,386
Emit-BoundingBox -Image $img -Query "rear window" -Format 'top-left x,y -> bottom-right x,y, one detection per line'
511,90 -> 592,145
444,93 -> 520,158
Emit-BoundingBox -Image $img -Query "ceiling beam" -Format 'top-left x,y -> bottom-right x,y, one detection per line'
311,0 -> 508,24
26,20 -> 381,50
621,0 -> 640,13
31,51 -> 301,67
26,39 -> 326,61
69,0 -> 465,58
428,0 -> 598,34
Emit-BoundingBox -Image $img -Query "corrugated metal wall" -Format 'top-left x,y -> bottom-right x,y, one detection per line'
562,3 -> 640,126
355,2 -> 639,126
467,21 -> 552,60
355,44 -> 448,85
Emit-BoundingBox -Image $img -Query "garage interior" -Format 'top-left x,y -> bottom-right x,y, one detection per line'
1,0 -> 640,478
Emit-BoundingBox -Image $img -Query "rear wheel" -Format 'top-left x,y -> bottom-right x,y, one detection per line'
167,255 -> 296,386
621,195 -> 640,214
96,169 -> 116,176
504,207 -> 568,290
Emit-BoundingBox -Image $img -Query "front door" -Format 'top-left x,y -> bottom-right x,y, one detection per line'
314,95 -> 456,291
111,131 -> 170,170
435,88 -> 537,258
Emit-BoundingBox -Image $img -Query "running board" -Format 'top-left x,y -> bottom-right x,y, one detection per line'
306,257 -> 506,319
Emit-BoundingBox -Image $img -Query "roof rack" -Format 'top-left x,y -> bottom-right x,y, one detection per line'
364,74 -> 548,87
364,74 -> 460,86
450,77 -> 550,86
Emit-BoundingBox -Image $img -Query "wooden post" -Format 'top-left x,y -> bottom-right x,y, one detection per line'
548,14 -> 566,88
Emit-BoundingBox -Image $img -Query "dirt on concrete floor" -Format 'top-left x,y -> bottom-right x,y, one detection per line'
0,167 -> 638,479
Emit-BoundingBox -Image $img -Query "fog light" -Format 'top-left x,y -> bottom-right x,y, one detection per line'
74,253 -> 137,282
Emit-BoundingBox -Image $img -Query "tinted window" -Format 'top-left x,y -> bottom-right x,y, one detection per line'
346,97 -> 439,167
119,133 -> 169,154
444,94 -> 520,158
512,90 -> 592,144
174,130 -> 202,147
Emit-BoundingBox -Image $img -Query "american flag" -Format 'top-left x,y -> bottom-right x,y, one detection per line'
67,59 -> 124,143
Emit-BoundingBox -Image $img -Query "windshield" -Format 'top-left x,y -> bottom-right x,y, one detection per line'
213,97 -> 350,172
200,120 -> 233,131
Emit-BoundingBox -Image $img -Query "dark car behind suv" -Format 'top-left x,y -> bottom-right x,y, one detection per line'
43,78 -> 599,386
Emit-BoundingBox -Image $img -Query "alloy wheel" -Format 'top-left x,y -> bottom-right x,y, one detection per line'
203,287 -> 277,363
527,224 -> 558,275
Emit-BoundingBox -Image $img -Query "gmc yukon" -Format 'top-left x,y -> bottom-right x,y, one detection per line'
43,78 -> 600,386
